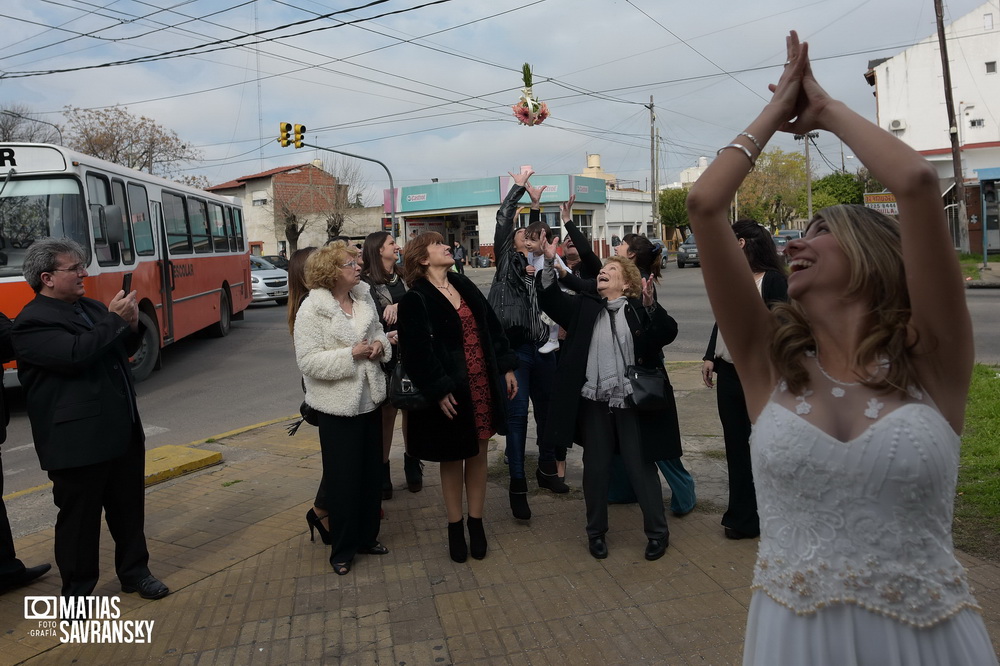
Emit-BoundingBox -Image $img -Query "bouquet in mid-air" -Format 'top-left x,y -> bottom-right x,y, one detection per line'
512,63 -> 549,127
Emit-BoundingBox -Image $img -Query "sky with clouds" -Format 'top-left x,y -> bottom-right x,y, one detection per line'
0,0 -> 991,201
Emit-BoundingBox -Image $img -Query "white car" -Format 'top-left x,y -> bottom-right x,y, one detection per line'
250,255 -> 289,305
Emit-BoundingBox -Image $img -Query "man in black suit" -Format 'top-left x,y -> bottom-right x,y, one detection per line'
0,312 -> 51,594
12,238 -> 168,600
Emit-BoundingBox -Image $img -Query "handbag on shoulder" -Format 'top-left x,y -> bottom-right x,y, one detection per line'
610,304 -> 670,411
388,290 -> 432,411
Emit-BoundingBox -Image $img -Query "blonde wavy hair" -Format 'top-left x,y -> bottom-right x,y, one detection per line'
305,241 -> 360,292
604,255 -> 643,299
770,204 -> 917,395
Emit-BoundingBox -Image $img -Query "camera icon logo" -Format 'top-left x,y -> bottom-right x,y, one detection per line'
24,596 -> 58,620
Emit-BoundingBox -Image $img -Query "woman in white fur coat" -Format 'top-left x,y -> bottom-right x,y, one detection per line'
295,241 -> 391,576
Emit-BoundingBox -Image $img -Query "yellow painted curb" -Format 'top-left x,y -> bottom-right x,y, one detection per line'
144,444 -> 223,487
181,415 -> 298,448
3,482 -> 53,502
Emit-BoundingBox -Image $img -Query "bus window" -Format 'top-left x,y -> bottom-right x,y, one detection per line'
162,191 -> 192,254
187,198 -> 212,254
209,202 -> 229,252
87,172 -> 120,266
128,183 -> 154,255
111,179 -> 135,265
230,207 -> 245,251
0,177 -> 90,278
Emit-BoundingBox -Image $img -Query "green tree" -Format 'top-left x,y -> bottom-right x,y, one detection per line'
812,171 -> 865,204
658,188 -> 688,238
63,106 -> 201,177
737,148 -> 808,229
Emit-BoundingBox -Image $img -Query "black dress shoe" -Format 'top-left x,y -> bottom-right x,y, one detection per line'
121,575 -> 169,600
0,563 -> 51,594
588,536 -> 608,560
645,537 -> 668,561
724,527 -> 759,540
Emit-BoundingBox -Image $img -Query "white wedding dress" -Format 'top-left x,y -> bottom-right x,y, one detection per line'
743,354 -> 998,665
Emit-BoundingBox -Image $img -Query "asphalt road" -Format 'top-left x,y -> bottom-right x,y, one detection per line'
2,264 -> 998,500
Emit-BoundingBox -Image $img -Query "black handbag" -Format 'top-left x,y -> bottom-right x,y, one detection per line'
388,291 -> 432,411
609,305 -> 670,411
389,361 -> 431,411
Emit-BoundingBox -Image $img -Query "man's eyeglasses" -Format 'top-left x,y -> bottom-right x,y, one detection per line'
50,263 -> 87,275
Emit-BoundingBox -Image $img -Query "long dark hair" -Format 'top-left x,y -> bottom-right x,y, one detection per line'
732,219 -> 785,274
625,235 -> 662,280
287,246 -> 317,335
361,231 -> 394,285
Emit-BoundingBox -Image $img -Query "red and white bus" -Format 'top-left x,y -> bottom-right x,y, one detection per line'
0,143 -> 252,381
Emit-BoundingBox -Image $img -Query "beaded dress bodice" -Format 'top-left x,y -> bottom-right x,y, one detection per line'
750,354 -> 979,627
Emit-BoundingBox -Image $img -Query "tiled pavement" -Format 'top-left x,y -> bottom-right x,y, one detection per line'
2,363 -> 999,665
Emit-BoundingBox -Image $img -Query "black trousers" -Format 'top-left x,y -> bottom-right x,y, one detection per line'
0,451 -> 26,584
715,359 -> 759,536
46,439 -> 151,597
579,399 -> 667,541
319,409 -> 383,564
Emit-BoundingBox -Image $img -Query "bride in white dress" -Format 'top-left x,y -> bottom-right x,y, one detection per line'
686,31 -> 998,665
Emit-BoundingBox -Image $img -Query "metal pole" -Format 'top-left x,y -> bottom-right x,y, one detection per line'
1,110 -> 63,144
301,142 -> 397,237
648,96 -> 657,234
935,0 -> 970,253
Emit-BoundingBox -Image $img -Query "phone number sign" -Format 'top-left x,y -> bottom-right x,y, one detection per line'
864,192 -> 898,216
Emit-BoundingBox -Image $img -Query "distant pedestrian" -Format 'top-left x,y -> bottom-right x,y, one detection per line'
452,241 -> 467,274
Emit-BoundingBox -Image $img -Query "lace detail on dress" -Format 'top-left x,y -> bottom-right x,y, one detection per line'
750,359 -> 980,628
457,300 -> 494,440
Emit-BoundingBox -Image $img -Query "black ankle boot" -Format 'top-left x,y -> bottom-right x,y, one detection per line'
448,519 -> 467,563
382,461 -> 393,500
467,516 -> 487,560
536,460 -> 569,493
403,453 -> 424,493
509,478 -> 531,520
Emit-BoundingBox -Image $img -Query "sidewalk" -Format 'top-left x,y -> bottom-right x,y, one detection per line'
2,363 -> 999,664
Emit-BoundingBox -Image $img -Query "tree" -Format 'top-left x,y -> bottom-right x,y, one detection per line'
658,188 -> 689,238
736,148 -> 808,229
63,106 -> 201,178
320,156 -> 373,242
269,165 -> 349,253
812,171 -> 865,205
175,174 -> 212,190
0,103 -> 62,143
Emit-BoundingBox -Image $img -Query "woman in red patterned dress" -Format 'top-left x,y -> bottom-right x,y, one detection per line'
398,233 -> 518,563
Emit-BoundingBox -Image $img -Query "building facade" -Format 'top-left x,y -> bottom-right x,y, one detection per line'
866,2 -> 999,252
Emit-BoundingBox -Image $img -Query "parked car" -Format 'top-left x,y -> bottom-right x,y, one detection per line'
262,254 -> 289,270
775,229 -> 803,241
648,238 -> 670,268
676,234 -> 699,268
250,255 -> 289,305
772,236 -> 789,263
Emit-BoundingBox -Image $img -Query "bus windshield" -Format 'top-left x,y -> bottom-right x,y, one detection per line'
0,176 -> 90,277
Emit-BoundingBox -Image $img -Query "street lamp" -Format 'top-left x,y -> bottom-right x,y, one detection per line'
1,110 -> 63,145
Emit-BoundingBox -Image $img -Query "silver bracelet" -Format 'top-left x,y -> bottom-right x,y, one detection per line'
717,143 -> 755,167
739,131 -> 763,153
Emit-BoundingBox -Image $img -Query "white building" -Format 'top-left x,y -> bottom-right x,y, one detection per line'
866,2 -> 999,251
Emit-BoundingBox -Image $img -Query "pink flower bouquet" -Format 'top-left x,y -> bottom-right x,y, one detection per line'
512,63 -> 550,127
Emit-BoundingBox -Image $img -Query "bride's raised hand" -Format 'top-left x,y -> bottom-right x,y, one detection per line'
767,31 -> 809,127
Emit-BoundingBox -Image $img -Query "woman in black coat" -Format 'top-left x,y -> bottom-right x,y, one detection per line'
397,233 -> 518,563
701,220 -> 788,541
536,240 -> 680,563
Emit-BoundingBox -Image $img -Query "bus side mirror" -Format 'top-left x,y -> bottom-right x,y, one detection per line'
104,205 -> 125,244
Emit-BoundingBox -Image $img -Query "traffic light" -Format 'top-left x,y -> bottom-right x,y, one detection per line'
278,122 -> 292,148
293,124 -> 306,149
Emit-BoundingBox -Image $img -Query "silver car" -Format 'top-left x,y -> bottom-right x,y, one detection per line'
250,255 -> 289,305
677,234 -> 700,268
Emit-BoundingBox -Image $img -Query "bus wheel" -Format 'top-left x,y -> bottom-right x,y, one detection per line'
130,312 -> 159,382
208,290 -> 232,338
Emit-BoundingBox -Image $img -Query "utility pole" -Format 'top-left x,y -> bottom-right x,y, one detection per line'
935,0 -> 970,252
795,132 -> 819,221
648,96 -> 658,235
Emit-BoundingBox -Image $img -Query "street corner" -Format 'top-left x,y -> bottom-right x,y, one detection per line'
144,445 -> 222,487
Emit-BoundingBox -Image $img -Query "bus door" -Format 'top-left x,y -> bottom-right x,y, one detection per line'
151,200 -> 175,344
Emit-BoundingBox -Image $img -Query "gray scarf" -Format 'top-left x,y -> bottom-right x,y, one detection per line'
581,297 -> 634,408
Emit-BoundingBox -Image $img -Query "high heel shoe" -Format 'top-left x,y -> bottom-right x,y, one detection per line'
467,516 -> 487,560
448,519 -> 467,563
306,509 -> 332,545
403,453 -> 424,493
